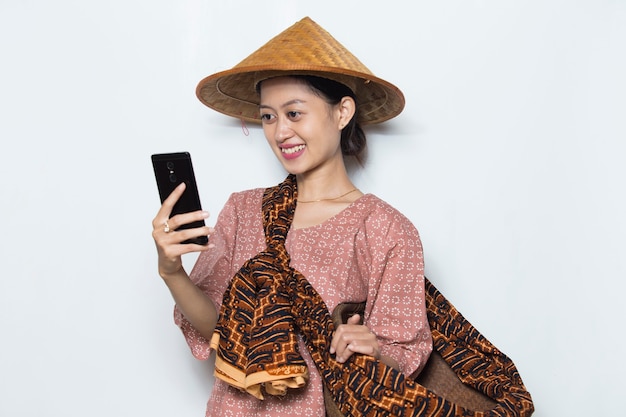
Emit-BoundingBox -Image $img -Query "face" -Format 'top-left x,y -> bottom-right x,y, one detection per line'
259,77 -> 351,177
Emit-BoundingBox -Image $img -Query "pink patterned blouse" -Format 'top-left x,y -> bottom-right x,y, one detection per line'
174,187 -> 432,417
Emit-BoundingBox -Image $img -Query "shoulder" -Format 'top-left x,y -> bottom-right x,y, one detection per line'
356,194 -> 402,214
215,187 -> 265,225
349,194 -> 422,255
355,194 -> 417,231
226,187 -> 265,206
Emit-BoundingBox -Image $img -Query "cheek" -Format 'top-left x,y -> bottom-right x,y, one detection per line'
321,127 -> 343,150
262,126 -> 282,154
262,124 -> 274,142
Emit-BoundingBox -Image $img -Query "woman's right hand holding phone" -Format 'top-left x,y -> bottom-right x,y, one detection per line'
152,182 -> 213,280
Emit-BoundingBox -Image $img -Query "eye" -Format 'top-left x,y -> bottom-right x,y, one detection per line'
260,113 -> 276,124
287,111 -> 301,120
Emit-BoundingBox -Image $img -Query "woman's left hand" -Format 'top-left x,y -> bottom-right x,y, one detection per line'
330,314 -> 380,363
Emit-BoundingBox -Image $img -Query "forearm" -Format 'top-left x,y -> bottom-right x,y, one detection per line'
162,270 -> 218,340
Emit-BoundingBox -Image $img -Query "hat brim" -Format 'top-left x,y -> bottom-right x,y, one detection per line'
196,66 -> 405,125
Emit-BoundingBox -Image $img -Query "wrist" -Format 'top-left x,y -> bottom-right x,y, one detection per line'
159,267 -> 189,284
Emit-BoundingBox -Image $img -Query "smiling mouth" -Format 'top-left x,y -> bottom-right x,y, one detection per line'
281,144 -> 306,155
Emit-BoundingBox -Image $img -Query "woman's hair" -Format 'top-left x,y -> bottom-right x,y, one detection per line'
258,75 -> 367,163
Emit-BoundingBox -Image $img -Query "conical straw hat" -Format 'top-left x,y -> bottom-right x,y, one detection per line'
196,17 -> 405,125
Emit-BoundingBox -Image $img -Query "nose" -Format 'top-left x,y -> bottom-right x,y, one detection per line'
274,117 -> 293,142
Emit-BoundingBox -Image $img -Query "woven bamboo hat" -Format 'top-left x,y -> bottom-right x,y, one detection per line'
196,17 -> 405,125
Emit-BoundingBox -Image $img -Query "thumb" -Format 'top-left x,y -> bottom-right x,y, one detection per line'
347,313 -> 361,325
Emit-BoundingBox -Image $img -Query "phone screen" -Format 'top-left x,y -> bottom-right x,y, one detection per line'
151,152 -> 208,245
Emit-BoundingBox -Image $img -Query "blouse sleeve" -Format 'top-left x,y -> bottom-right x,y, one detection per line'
173,191 -> 250,360
359,203 -> 433,377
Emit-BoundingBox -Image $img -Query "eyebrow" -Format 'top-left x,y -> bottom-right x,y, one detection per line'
259,99 -> 306,110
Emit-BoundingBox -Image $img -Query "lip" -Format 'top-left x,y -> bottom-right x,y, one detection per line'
280,144 -> 306,160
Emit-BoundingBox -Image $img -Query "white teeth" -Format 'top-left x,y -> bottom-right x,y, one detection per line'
281,145 -> 305,154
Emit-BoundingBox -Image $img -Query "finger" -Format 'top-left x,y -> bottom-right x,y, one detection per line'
336,346 -> 354,363
169,209 -> 210,230
154,207 -> 210,241
152,182 -> 187,227
152,212 -> 212,261
331,324 -> 379,362
163,182 -> 187,207
347,314 -> 361,325
169,225 -> 213,246
330,313 -> 361,354
155,223 -> 212,249
330,325 -> 359,360
345,338 -> 379,359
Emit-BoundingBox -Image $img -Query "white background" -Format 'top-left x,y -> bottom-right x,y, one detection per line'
1,1 -> 624,416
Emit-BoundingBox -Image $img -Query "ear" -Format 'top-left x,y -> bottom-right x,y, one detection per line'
336,96 -> 356,129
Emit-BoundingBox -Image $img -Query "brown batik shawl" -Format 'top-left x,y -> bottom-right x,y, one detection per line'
210,175 -> 534,416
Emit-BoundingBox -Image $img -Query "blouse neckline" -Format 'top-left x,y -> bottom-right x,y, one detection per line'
290,193 -> 373,232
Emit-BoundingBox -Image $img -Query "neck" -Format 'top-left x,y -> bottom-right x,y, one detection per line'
295,169 -> 356,203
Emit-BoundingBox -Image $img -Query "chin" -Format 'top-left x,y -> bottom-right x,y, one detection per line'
283,167 -> 306,176
278,161 -> 307,176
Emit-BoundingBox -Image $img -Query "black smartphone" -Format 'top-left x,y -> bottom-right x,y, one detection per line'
151,152 -> 208,245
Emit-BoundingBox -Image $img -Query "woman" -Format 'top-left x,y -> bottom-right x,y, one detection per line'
152,17 -> 432,416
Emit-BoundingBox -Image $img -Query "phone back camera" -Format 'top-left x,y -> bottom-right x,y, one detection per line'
166,161 -> 175,170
